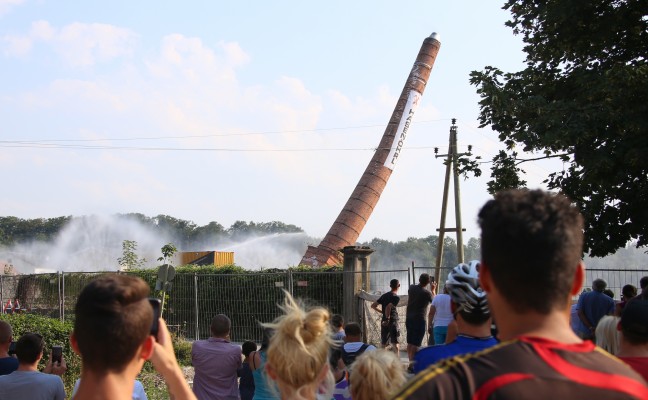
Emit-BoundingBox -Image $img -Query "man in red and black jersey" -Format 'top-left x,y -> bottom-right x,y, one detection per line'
393,189 -> 648,400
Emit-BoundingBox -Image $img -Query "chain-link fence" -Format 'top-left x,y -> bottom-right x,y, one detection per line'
0,270 -> 347,342
2,267 -> 645,344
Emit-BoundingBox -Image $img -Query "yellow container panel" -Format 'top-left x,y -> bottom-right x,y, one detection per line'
214,252 -> 234,266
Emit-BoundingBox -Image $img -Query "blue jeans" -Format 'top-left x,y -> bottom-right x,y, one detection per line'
433,325 -> 448,345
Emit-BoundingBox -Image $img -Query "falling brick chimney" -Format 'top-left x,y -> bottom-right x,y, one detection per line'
301,32 -> 442,266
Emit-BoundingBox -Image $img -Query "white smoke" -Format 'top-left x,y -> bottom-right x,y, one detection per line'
217,232 -> 309,269
0,215 -> 313,273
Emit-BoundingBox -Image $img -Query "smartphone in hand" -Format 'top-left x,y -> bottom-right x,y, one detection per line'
149,298 -> 162,340
52,345 -> 63,364
8,341 -> 16,356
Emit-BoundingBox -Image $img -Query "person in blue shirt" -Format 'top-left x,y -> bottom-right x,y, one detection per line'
0,321 -> 18,376
576,279 -> 615,339
414,261 -> 498,373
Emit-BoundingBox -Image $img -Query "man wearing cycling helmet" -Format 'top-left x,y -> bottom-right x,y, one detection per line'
413,260 -> 497,373
394,189 -> 648,400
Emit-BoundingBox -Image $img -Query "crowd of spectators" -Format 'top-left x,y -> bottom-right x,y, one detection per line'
0,189 -> 647,399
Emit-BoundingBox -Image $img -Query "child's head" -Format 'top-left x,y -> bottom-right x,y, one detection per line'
264,291 -> 334,398
331,314 -> 344,330
329,346 -> 345,381
350,350 -> 406,400
241,340 -> 257,358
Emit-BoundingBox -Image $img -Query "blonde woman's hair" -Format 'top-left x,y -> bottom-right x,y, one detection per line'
596,315 -> 620,355
350,349 -> 406,400
264,290 -> 334,399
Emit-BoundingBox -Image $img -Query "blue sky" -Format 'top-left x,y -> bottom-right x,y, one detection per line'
0,0 -> 556,245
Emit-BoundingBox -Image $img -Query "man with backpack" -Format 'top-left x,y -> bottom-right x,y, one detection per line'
339,322 -> 375,370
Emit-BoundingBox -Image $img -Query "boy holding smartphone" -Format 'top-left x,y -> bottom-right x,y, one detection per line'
0,332 -> 66,399
71,274 -> 195,400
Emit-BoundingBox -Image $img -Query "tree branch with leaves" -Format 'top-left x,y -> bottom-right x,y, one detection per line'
470,0 -> 648,256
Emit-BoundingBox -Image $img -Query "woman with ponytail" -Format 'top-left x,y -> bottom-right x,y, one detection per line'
264,291 -> 335,400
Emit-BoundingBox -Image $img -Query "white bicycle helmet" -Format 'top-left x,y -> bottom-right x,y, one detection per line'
446,260 -> 489,315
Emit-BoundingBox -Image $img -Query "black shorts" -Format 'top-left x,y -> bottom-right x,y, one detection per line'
406,318 -> 426,346
381,320 -> 400,345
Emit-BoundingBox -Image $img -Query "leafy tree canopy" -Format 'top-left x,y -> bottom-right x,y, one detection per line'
0,215 -> 305,248
469,0 -> 648,256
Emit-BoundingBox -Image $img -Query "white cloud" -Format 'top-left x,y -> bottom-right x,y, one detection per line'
0,0 -> 24,17
219,40 -> 250,67
54,22 -> 137,66
6,30 -> 417,194
30,20 -> 55,41
1,20 -> 138,66
1,34 -> 31,56
147,34 -> 247,88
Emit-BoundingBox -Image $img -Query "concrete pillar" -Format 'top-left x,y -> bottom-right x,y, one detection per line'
342,246 -> 374,325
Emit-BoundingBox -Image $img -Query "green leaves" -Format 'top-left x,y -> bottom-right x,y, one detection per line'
472,0 -> 648,256
117,239 -> 147,270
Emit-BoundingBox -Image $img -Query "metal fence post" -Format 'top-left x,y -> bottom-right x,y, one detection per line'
411,261 -> 415,288
288,270 -> 293,296
56,271 -> 63,320
61,271 -> 65,322
194,273 -> 199,341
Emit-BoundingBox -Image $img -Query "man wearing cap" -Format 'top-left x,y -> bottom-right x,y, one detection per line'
405,274 -> 436,370
372,279 -> 401,354
617,299 -> 648,381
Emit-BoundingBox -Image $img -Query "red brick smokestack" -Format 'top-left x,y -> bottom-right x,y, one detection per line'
301,33 -> 442,266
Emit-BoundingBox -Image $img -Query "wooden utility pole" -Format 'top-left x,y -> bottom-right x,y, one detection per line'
434,119 -> 468,284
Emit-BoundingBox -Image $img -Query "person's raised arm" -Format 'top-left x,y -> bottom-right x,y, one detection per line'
150,318 -> 197,400
428,305 -> 437,332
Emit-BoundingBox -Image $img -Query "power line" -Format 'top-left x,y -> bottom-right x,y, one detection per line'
0,118 -> 454,144
0,142 -> 462,152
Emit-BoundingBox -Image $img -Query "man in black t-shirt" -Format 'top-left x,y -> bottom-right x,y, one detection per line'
405,273 -> 435,369
394,189 -> 648,400
372,279 -> 401,354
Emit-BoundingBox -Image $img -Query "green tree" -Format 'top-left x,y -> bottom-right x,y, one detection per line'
158,242 -> 178,265
464,237 -> 481,261
192,221 -> 227,244
117,239 -> 147,270
470,0 -> 648,256
153,215 -> 197,248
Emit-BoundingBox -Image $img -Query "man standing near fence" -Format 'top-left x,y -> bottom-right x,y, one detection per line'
577,278 -> 615,340
372,279 -> 401,354
192,314 -> 241,400
405,273 -> 435,372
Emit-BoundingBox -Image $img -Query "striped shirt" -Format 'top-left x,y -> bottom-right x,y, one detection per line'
393,336 -> 648,400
